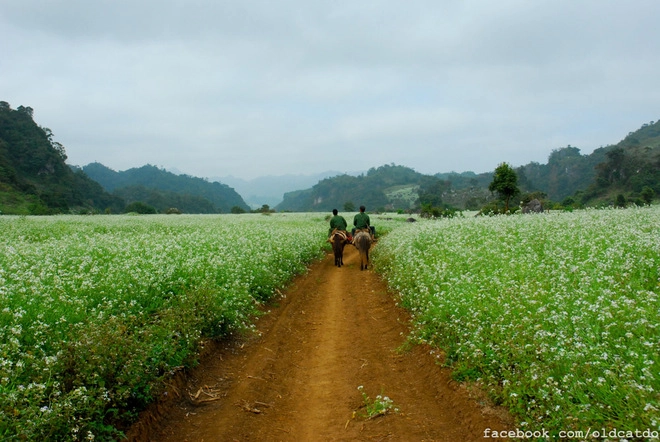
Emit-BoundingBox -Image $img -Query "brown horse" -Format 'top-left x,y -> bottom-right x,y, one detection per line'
330,229 -> 349,267
352,229 -> 372,270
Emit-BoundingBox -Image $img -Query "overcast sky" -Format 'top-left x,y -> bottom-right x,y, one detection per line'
2,1 -> 659,180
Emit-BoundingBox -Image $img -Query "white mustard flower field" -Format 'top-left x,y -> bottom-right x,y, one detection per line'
1,208 -> 658,439
373,206 -> 660,436
0,213 -> 330,440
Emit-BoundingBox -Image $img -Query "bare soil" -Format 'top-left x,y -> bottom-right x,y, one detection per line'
129,245 -> 512,441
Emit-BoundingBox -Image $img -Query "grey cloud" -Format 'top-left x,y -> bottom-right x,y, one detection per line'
1,0 -> 659,180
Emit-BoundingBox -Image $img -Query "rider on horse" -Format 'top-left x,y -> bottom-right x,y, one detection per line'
352,205 -> 375,239
328,209 -> 351,243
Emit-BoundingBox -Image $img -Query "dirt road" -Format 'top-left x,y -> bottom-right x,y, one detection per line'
131,245 -> 511,441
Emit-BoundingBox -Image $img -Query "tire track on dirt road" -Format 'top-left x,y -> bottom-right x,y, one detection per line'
133,245 -> 511,441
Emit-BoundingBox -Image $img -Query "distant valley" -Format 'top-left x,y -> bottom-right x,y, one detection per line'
214,171 -> 358,209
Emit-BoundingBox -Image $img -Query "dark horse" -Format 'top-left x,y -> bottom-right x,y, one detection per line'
353,229 -> 372,270
330,229 -> 349,267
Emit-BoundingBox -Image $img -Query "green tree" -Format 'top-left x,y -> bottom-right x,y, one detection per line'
488,163 -> 520,213
616,193 -> 627,207
125,201 -> 157,214
641,186 -> 655,205
343,201 -> 355,212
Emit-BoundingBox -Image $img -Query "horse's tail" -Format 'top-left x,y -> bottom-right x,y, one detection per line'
353,230 -> 371,251
353,230 -> 372,270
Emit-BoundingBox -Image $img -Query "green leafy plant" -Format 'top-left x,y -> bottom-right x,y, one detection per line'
357,386 -> 399,419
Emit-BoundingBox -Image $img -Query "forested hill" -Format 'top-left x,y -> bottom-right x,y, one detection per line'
0,101 -> 124,214
82,163 -> 250,214
276,119 -> 660,212
579,120 -> 660,205
276,164 -> 435,212
519,119 -> 660,205
516,145 -> 606,202
274,164 -> 497,212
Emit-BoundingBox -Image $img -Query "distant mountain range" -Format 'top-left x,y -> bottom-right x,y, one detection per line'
1,99 -> 657,215
274,121 -> 660,212
274,165 -> 493,212
0,100 -> 251,214
82,163 -> 250,214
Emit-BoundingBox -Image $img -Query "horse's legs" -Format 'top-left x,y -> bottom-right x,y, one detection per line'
334,241 -> 345,267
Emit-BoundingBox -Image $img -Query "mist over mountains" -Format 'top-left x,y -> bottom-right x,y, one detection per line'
214,171 -> 357,209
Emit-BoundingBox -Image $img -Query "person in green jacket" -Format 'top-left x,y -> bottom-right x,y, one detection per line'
328,208 -> 348,238
352,205 -> 373,237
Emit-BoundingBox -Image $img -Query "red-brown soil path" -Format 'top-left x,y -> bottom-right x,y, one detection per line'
130,245 -> 511,441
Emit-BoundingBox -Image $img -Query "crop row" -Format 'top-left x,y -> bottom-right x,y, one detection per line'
373,206 -> 660,436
